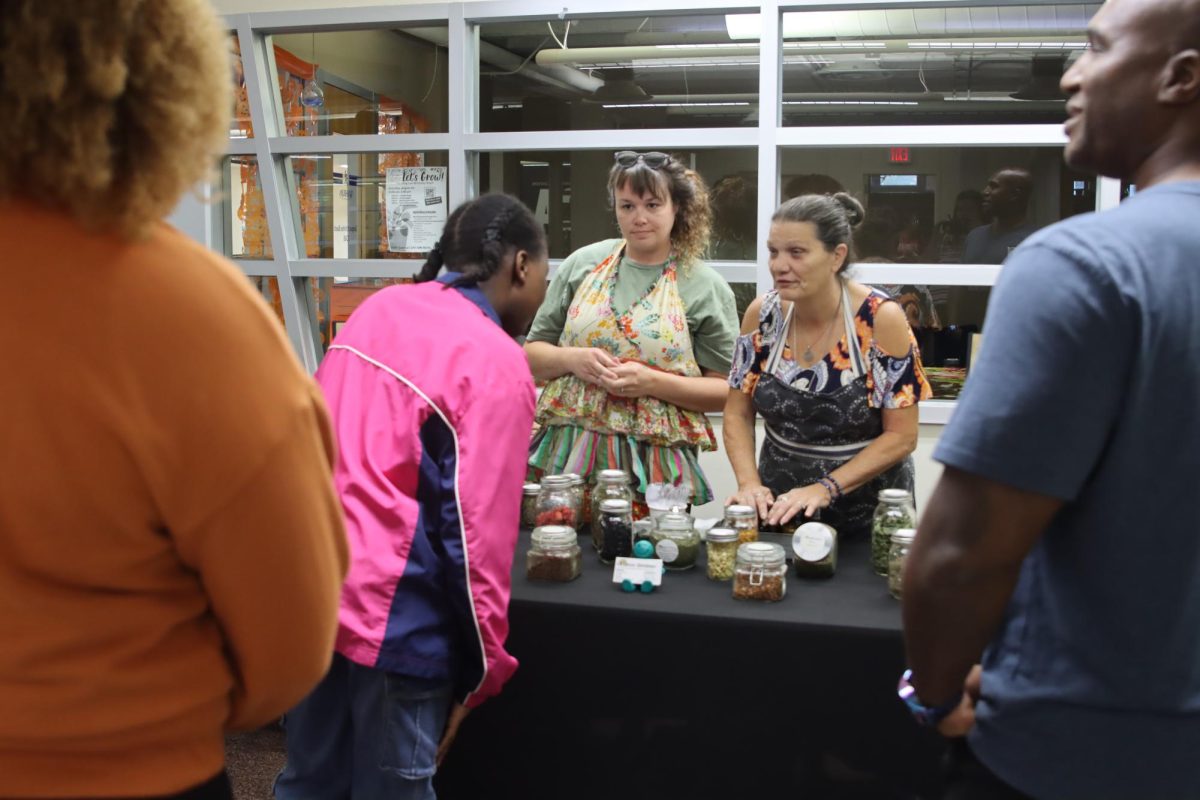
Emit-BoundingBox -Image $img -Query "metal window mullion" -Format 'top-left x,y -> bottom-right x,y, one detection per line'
463,0 -> 762,22
757,2 -> 781,298
238,17 -> 319,373
225,139 -> 256,156
247,4 -> 450,33
290,259 -> 427,279
776,124 -> 1067,148
268,134 -> 451,155
464,129 -> 758,152
448,4 -> 473,205
230,259 -> 283,277
853,263 -> 1001,287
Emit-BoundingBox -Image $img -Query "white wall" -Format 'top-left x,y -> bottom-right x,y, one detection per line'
693,418 -> 943,522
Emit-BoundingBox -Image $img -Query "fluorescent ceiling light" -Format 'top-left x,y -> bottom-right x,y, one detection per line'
783,100 -> 918,106
602,101 -> 751,109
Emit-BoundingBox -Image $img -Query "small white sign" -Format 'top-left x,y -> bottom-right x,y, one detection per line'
612,557 -> 664,587
645,481 -> 691,511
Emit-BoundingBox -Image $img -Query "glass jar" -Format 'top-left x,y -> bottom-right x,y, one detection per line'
632,518 -> 655,548
526,525 -> 582,582
520,482 -> 540,529
871,489 -> 915,576
792,522 -> 838,579
535,475 -> 581,529
888,528 -> 916,600
732,542 -> 787,602
724,504 -> 759,544
652,507 -> 699,570
598,499 -> 633,564
705,527 -> 739,581
590,470 -> 633,553
565,473 -> 588,526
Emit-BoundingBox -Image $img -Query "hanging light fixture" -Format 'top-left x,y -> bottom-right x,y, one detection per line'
301,32 -> 325,108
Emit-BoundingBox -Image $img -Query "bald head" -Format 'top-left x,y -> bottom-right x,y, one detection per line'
1060,0 -> 1200,184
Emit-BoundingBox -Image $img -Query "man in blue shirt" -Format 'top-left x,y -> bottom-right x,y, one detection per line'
901,0 -> 1200,797
961,168 -> 1037,265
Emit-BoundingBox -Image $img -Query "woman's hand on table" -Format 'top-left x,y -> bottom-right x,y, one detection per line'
727,484 -> 775,521
602,361 -> 657,399
766,484 -> 831,526
569,347 -> 621,386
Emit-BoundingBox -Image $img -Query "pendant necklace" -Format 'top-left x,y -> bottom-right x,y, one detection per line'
793,293 -> 843,364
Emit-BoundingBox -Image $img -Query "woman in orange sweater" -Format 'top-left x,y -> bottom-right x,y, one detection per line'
0,2 -> 349,798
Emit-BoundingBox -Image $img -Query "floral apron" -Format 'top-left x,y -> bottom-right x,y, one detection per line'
752,284 -> 914,536
529,242 -> 716,504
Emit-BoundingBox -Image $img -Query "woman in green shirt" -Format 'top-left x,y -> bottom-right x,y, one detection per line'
525,151 -> 739,512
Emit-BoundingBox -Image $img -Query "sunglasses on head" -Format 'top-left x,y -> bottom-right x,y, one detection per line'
614,151 -> 671,169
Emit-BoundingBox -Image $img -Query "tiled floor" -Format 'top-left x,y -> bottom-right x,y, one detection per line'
225,728 -> 286,800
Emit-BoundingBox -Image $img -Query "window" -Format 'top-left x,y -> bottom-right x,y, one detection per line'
478,14 -> 760,132
269,28 -> 449,136
223,156 -> 272,259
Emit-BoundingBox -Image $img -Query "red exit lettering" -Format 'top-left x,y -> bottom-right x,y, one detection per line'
890,147 -> 910,163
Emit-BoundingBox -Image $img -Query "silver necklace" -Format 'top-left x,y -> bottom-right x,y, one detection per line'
792,293 -> 843,363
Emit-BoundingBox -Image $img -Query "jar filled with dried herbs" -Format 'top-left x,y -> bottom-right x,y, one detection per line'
705,527 -> 739,581
887,528 -> 916,600
871,489 -> 915,576
598,499 -> 633,564
526,525 -> 582,582
590,469 -> 632,553
521,482 -> 540,529
723,504 -> 759,544
565,473 -> 589,527
652,508 -> 699,570
792,522 -> 838,579
732,542 -> 787,602
535,475 -> 580,529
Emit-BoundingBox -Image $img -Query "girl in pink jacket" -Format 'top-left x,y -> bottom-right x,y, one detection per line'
277,194 -> 548,799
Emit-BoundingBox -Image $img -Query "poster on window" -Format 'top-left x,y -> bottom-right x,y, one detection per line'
385,166 -> 446,253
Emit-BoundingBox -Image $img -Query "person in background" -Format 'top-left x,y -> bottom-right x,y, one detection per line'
902,0 -> 1200,797
525,152 -> 737,513
962,169 -> 1036,264
783,172 -> 845,201
0,2 -> 350,798
275,194 -> 549,799
724,194 -> 931,534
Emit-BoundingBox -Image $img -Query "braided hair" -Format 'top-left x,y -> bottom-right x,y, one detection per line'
415,194 -> 546,287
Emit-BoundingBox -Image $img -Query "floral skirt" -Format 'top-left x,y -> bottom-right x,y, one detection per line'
528,422 -> 714,505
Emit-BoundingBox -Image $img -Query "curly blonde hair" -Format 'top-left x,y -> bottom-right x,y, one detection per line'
607,155 -> 712,268
0,0 -> 231,238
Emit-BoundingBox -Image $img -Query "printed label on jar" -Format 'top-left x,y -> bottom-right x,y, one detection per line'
655,539 -> 680,563
793,523 -> 834,562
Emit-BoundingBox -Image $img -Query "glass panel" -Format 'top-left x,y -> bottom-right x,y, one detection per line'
860,282 -> 992,398
303,277 -> 412,352
271,28 -> 448,136
478,148 -> 757,260
230,33 -> 252,138
479,15 -> 759,132
780,146 -> 1096,263
224,156 -> 272,259
765,4 -> 1096,126
247,276 -> 287,330
730,282 -> 757,327
284,152 -> 448,259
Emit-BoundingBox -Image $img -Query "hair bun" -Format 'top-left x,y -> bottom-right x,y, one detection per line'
832,192 -> 865,229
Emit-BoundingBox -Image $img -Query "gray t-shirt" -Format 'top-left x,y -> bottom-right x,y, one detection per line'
526,238 -> 739,375
962,221 -> 1038,264
935,182 -> 1200,800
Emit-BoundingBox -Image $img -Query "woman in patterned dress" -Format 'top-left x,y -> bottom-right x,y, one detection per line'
724,193 -> 932,535
524,152 -> 739,512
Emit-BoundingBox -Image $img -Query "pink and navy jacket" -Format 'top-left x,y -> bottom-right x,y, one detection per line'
315,273 -> 534,708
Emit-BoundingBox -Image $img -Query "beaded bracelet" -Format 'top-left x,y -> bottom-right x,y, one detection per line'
817,476 -> 840,502
824,474 -> 844,499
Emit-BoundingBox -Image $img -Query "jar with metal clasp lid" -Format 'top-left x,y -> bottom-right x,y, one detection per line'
733,542 -> 787,601
526,525 -> 582,582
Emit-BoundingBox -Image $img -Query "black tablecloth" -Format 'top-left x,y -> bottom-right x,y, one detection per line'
436,530 -> 946,800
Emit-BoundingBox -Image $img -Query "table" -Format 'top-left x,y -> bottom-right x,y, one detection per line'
435,530 -> 946,800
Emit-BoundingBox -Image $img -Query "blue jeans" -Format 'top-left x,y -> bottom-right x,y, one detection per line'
274,653 -> 452,800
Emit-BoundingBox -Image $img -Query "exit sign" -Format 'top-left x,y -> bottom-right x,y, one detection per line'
890,147 -> 911,163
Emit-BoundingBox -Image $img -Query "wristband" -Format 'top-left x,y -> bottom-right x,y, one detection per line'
897,669 -> 961,728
